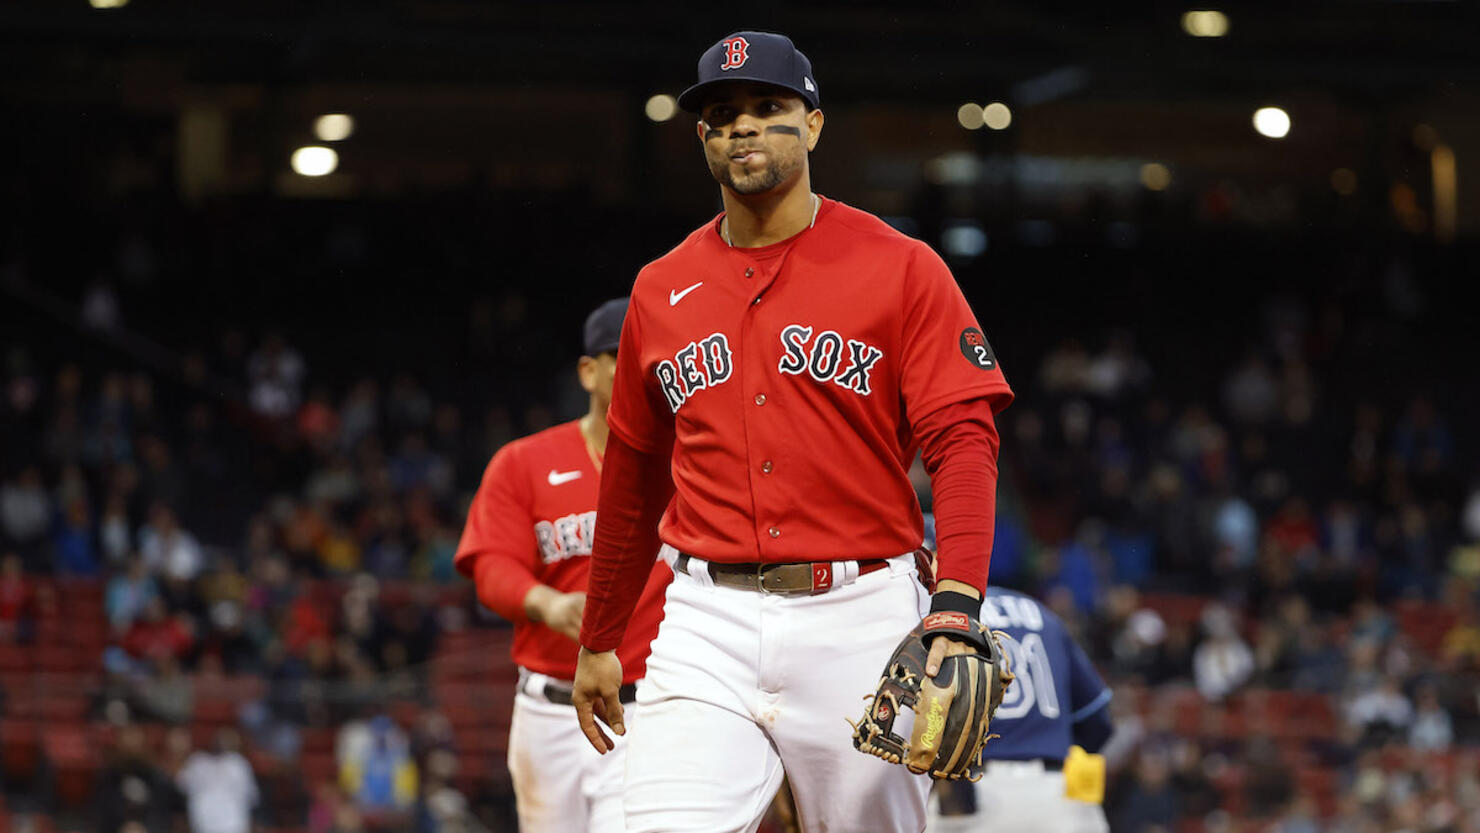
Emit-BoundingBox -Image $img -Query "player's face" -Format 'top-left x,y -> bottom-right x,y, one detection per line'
579,352 -> 618,415
697,85 -> 822,196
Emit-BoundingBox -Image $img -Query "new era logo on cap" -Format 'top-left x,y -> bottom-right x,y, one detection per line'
679,31 -> 820,113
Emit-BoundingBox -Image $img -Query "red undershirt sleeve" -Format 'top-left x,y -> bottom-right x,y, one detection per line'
454,444 -> 542,625
579,431 -> 675,652
470,553 -> 539,626
914,396 -> 1003,594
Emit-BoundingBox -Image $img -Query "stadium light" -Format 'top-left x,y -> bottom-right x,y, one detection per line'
1140,163 -> 1172,191
957,103 -> 985,130
645,95 -> 678,123
314,114 -> 355,142
982,102 -> 1012,130
89,0 -> 129,7
1181,10 -> 1229,38
1252,107 -> 1290,139
291,146 -> 339,177
1433,144 -> 1456,243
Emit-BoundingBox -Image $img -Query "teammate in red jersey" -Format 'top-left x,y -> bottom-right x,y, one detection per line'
455,298 -> 670,833
571,31 -> 1014,833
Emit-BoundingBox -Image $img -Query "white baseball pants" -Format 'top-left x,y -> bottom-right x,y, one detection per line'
623,551 -> 932,833
926,760 -> 1110,833
508,673 -> 631,833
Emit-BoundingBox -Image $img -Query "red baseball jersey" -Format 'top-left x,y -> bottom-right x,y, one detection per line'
607,197 -> 1014,565
455,420 -> 670,683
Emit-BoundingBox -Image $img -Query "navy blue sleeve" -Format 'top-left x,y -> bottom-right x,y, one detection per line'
1072,703 -> 1113,752
1065,630 -> 1113,752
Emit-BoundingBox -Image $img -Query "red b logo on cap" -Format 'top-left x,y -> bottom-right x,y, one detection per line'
720,36 -> 750,71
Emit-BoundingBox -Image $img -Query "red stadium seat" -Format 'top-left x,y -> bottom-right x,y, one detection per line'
33,649 -> 90,674
32,695 -> 89,723
302,726 -> 335,755
194,697 -> 238,727
1394,601 -> 1459,655
379,581 -> 412,608
1296,768 -> 1338,817
389,699 -> 422,728
0,719 -> 40,778
302,750 -> 338,787
0,644 -> 32,673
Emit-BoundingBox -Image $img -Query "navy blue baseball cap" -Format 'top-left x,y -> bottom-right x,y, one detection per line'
678,31 -> 820,114
583,298 -> 627,356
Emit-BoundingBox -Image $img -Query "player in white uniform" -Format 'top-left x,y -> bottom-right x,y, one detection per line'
453,300 -> 671,833
569,31 -> 1015,833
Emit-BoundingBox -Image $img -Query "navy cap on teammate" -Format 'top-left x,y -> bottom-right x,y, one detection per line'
678,31 -> 820,113
584,298 -> 628,357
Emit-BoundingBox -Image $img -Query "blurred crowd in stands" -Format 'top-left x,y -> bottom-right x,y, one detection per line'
2,223 -> 1479,833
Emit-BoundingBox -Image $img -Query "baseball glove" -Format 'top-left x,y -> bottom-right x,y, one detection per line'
850,611 -> 1014,780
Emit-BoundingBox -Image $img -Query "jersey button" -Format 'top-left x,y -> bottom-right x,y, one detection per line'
768,526 -> 780,538
754,394 -> 766,406
745,267 -> 755,278
761,460 -> 773,474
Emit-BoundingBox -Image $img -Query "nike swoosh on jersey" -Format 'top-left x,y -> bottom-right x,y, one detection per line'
669,281 -> 704,306
547,469 -> 583,486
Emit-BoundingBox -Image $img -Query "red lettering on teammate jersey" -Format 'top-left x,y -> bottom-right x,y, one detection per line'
720,36 -> 750,70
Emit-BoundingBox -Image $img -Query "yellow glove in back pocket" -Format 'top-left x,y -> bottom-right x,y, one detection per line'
1062,745 -> 1106,804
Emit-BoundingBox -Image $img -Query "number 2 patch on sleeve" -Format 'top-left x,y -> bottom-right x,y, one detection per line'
958,328 -> 997,371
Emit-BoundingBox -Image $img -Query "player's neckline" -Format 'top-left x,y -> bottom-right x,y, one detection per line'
721,193 -> 820,248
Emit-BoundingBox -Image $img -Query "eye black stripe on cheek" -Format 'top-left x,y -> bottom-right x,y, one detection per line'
765,125 -> 803,138
704,128 -> 723,140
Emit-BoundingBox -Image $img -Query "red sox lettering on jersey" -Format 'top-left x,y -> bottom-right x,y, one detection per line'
606,197 -> 1013,563
777,325 -> 884,396
655,326 -> 884,412
534,510 -> 597,563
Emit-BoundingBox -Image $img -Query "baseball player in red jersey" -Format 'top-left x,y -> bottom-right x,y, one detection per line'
455,298 -> 671,833
570,32 -> 1014,833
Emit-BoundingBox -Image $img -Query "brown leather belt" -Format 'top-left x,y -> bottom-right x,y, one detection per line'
524,676 -> 637,706
675,553 -> 889,596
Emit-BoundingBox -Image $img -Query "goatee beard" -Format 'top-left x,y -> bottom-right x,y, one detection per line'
711,156 -> 797,195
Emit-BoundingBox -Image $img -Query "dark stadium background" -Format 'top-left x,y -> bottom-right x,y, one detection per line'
1,2 -> 1478,832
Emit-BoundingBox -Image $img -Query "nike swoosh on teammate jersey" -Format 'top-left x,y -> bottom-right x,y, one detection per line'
547,469 -> 583,486
669,281 -> 704,306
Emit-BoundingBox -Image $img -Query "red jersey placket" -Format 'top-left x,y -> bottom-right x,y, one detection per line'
725,232 -> 804,559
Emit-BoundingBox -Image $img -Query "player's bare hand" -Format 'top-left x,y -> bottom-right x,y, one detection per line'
545,591 -> 586,642
525,586 -> 587,642
925,634 -> 976,677
572,647 -> 625,753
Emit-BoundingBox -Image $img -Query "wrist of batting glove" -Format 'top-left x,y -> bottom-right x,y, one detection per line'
929,590 -> 981,618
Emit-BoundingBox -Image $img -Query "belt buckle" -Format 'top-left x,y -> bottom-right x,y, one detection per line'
757,563 -> 788,594
757,564 -> 799,595
757,563 -> 831,596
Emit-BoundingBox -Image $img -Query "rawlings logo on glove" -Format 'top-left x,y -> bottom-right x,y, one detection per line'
849,614 -> 1013,780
